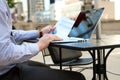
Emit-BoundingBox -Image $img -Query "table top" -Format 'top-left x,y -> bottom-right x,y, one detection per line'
50,35 -> 120,51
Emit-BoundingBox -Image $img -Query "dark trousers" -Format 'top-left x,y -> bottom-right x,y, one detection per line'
0,61 -> 86,80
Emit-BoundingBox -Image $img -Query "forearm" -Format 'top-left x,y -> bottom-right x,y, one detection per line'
0,42 -> 39,66
12,30 -> 39,42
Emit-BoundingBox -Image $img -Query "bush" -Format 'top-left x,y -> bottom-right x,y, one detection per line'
6,0 -> 16,8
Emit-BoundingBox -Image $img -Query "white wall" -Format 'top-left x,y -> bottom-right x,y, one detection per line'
54,0 -> 65,20
110,0 -> 120,20
54,1 -> 83,20
61,1 -> 83,18
99,1 -> 115,20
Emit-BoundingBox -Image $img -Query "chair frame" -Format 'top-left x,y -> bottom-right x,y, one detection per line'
42,46 -> 93,72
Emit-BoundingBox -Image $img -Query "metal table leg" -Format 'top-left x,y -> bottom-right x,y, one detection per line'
89,48 -> 114,80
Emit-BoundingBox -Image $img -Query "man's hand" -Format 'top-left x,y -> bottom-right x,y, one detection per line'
40,25 -> 56,34
37,34 -> 62,51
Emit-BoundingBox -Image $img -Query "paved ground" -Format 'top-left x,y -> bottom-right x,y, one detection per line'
30,32 -> 120,80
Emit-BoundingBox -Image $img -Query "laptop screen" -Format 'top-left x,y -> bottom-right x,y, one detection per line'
68,8 -> 104,39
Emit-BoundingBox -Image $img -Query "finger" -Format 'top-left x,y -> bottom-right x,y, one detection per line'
53,35 -> 63,41
49,25 -> 55,28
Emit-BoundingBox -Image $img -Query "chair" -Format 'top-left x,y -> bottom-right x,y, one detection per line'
42,46 -> 93,72
23,39 -> 93,72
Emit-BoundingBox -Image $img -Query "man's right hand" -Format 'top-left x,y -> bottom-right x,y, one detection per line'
37,34 -> 62,51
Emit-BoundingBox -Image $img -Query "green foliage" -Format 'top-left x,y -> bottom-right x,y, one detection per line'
6,0 -> 16,8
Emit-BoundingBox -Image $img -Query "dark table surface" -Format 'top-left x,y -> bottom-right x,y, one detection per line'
50,34 -> 120,50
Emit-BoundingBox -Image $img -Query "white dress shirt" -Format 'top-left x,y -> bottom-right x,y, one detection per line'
0,0 -> 40,75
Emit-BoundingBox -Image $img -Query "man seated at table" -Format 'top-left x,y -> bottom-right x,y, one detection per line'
0,0 -> 86,80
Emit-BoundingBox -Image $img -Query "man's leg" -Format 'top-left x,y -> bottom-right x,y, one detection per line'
0,64 -> 86,80
19,64 -> 86,80
22,60 -> 50,68
0,61 -> 50,80
0,66 -> 21,80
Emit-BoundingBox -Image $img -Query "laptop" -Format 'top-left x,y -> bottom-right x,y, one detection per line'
51,8 -> 104,43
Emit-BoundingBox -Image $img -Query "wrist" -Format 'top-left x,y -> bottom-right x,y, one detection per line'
39,31 -> 43,38
37,42 -> 43,51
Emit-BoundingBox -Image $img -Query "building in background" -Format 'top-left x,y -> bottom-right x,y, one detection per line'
28,0 -> 51,21
50,0 -> 55,4
49,0 -> 83,20
20,0 -> 120,22
28,0 -> 44,21
11,0 -> 23,22
16,2 -> 23,16
110,0 -> 120,20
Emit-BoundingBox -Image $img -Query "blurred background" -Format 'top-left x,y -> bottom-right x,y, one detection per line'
8,0 -> 120,34
9,0 -> 120,22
